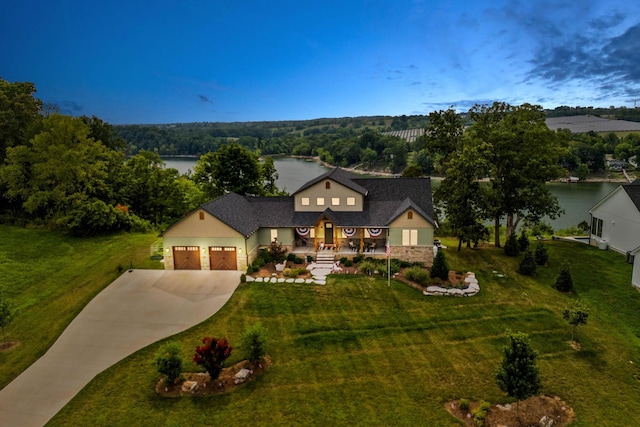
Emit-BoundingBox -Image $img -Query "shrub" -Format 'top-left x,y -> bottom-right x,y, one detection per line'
555,261 -> 573,292
240,274 -> 246,283
193,337 -> 232,380
344,260 -> 353,267
518,250 -> 537,276
252,257 -> 265,269
358,260 -> 378,275
293,257 -> 303,264
286,253 -> 296,262
246,265 -> 254,275
504,233 -> 519,256
241,323 -> 268,363
290,267 -> 307,277
0,288 -> 15,340
353,254 -> 364,264
472,400 -> 491,426
155,341 -> 183,385
459,398 -> 470,411
534,242 -> 548,266
340,257 -> 348,264
430,250 -> 449,281
518,229 -> 529,252
306,255 -> 314,263
268,240 -> 287,263
404,266 -> 430,286
283,267 -> 292,277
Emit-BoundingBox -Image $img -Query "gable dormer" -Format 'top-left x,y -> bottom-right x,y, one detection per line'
293,168 -> 367,212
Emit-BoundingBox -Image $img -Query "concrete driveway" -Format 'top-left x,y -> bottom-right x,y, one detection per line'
0,269 -> 242,427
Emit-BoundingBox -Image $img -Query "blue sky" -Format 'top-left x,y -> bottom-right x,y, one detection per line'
2,1 -> 640,124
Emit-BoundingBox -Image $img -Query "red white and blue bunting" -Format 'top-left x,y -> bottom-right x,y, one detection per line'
368,228 -> 383,237
296,227 -> 310,236
341,228 -> 356,237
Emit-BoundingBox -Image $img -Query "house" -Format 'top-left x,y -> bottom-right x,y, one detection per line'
162,167 -> 437,271
588,179 -> 640,289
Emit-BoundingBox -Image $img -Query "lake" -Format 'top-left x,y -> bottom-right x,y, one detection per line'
162,156 -> 619,231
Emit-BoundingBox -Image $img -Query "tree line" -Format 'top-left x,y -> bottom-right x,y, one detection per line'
0,78 -> 283,235
2,77 -> 640,238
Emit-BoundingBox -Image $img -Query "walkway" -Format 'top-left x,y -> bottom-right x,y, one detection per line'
0,269 -> 242,427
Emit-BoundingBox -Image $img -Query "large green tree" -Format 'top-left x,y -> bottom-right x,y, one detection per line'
122,151 -> 183,225
0,78 -> 43,162
467,102 -> 564,246
193,143 -> 283,199
1,114 -> 128,231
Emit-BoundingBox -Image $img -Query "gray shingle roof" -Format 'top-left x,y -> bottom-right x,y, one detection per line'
293,167 -> 368,195
623,180 -> 640,212
182,169 -> 435,236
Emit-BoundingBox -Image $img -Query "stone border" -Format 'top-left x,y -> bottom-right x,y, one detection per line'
422,272 -> 479,297
245,275 -> 326,285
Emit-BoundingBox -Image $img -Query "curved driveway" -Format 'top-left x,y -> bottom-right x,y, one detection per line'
0,269 -> 242,427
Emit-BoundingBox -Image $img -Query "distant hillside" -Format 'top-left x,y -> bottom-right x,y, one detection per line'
545,116 -> 640,133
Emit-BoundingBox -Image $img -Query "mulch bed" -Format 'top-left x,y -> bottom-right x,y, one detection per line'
446,395 -> 575,426
155,356 -> 271,397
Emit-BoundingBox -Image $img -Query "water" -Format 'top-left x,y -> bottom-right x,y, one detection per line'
162,156 -> 621,231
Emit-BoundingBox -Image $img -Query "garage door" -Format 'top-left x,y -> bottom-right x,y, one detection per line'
173,246 -> 201,270
209,246 -> 237,270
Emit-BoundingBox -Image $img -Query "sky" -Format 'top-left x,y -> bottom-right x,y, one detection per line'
2,1 -> 640,124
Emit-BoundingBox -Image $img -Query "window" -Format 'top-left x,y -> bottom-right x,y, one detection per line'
407,211 -> 413,220
325,181 -> 331,189
592,217 -> 603,237
199,211 -> 205,220
270,229 -> 278,242
317,197 -> 325,206
301,197 -> 310,206
332,197 -> 340,206
402,229 -> 418,245
347,197 -> 356,206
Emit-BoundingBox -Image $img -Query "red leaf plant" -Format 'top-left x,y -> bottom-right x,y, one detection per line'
193,337 -> 233,380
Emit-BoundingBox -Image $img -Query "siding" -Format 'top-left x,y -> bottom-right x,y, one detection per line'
590,188 -> 640,254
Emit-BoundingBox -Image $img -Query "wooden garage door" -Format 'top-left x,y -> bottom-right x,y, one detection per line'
209,246 -> 237,270
173,246 -> 201,270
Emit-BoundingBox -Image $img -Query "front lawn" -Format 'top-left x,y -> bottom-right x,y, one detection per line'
48,239 -> 640,426
0,225 -> 161,389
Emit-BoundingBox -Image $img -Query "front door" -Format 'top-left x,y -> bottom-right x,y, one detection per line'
324,222 -> 333,245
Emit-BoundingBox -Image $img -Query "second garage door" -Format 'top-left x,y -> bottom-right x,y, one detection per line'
209,246 -> 237,270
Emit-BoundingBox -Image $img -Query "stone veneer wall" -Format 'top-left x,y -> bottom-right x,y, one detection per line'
391,246 -> 434,267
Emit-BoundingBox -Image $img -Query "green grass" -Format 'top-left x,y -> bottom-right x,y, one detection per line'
2,228 -> 639,425
43,237 -> 640,426
0,225 -> 161,389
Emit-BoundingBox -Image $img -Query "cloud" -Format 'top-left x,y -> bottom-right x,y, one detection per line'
198,94 -> 214,104
528,21 -> 640,100
52,100 -> 83,115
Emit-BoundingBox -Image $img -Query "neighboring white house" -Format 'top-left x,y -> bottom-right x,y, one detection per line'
589,180 -> 640,289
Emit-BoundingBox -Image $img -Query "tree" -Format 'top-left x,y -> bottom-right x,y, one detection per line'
193,337 -> 232,380
428,109 -> 488,251
430,249 -> 449,281
534,242 -> 549,266
0,288 -> 14,340
241,323 -> 268,363
155,341 -> 183,385
518,250 -> 537,276
1,114 -> 131,232
495,331 -> 542,419
193,143 -> 270,198
122,151 -> 182,225
401,164 -> 423,177
467,102 -> 564,246
562,300 -> 589,342
504,233 -> 519,257
0,78 -> 43,162
517,229 -> 529,252
555,261 -> 573,292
